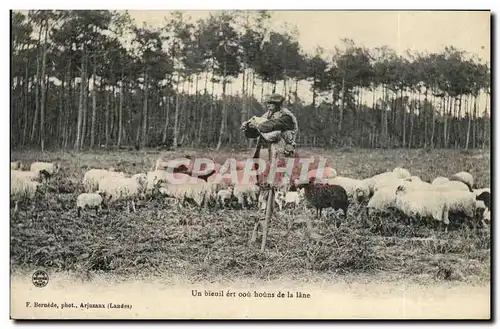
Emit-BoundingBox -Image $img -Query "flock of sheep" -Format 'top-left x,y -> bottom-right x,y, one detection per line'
10,155 -> 491,234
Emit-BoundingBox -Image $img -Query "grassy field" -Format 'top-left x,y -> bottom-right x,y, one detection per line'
10,147 -> 491,285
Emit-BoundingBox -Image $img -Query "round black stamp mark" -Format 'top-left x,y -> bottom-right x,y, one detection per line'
32,270 -> 49,288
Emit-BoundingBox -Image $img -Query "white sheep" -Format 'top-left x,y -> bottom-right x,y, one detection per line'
392,167 -> 411,179
76,192 -> 105,217
431,177 -> 450,185
372,177 -> 407,194
11,176 -> 41,212
401,179 -> 434,191
439,190 -> 477,220
156,176 -> 216,208
283,190 -> 305,214
11,161 -> 22,170
366,185 -> 399,215
233,183 -> 260,209
325,176 -> 371,202
217,186 -> 235,208
146,170 -> 171,191
432,180 -> 471,192
183,181 -> 215,208
30,161 -> 60,177
394,185 -> 450,231
11,169 -> 49,182
97,175 -> 146,212
366,170 -> 408,195
160,183 -> 187,205
449,171 -> 474,191
405,175 -> 422,182
83,169 -> 126,192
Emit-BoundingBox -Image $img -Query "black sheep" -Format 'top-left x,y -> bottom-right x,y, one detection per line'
297,177 -> 349,228
476,191 -> 491,210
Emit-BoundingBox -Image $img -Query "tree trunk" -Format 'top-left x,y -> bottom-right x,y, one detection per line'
141,70 -> 149,149
30,24 -> 43,144
80,73 -> 90,149
430,92 -> 436,149
74,45 -> 86,151
22,55 -> 30,146
472,95 -> 477,148
39,20 -> 49,151
402,91 -> 406,148
172,72 -> 181,148
216,59 -> 228,151
90,57 -> 98,149
117,81 -> 124,147
162,96 -> 170,144
338,77 -> 345,132
409,98 -> 414,148
105,87 -> 110,147
482,92 -> 489,148
443,96 -> 448,148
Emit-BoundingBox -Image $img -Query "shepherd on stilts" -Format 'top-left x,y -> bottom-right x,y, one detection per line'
240,93 -> 307,252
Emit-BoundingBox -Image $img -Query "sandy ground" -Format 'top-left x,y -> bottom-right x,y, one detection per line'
10,272 -> 491,320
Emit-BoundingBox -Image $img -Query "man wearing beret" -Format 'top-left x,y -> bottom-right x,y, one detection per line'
241,93 -> 298,158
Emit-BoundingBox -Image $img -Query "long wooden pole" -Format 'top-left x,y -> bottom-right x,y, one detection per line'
248,111 -> 275,252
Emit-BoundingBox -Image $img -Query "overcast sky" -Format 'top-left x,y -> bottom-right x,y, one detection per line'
123,10 -> 490,112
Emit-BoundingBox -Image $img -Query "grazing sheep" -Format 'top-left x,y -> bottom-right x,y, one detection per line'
372,177 -> 407,194
307,167 -> 337,181
11,169 -> 50,182
392,167 -> 411,179
324,176 -> 371,202
431,176 -> 450,185
432,180 -> 471,192
11,161 -> 22,170
76,192 -> 106,217
439,190 -> 477,220
401,179 -> 434,191
297,177 -> 349,228
281,190 -> 305,214
475,191 -> 491,211
160,183 -> 188,205
405,175 -> 422,182
473,188 -> 490,198
366,185 -> 399,215
83,169 -> 126,192
366,170 -> 409,195
233,183 -> 260,209
166,177 -> 218,208
30,161 -> 60,177
217,186 -> 235,208
146,170 -> 171,191
97,175 -> 147,212
11,176 -> 41,212
394,185 -> 450,231
449,171 -> 474,192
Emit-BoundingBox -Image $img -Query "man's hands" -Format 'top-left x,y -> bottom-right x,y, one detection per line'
241,116 -> 260,131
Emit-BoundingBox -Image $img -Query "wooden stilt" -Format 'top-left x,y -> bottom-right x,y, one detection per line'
260,184 -> 274,252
